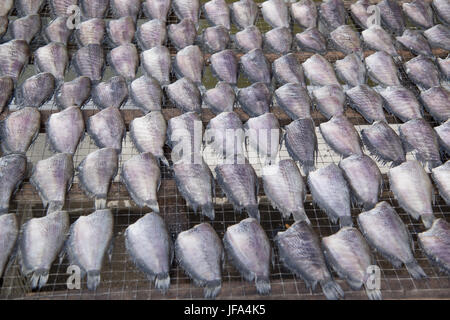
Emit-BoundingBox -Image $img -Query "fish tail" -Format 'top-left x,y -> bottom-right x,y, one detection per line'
159,155 -> 170,167
155,273 -> 170,294
87,270 -> 101,291
255,276 -> 271,296
146,200 -> 160,214
47,202 -> 63,214
30,269 -> 49,290
320,280 -> 344,300
247,205 -> 260,222
95,197 -> 107,210
203,280 -> 221,299
405,261 -> 427,279
292,209 -> 311,225
339,216 -> 353,228
421,214 -> 435,229
201,203 -> 215,220
365,286 -> 382,300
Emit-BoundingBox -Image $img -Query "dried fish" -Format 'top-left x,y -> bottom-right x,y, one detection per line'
55,76 -> 91,110
311,85 -> 345,119
0,154 -> 27,213
46,106 -> 84,155
130,76 -> 162,113
238,82 -> 271,117
15,72 -> 55,109
86,106 -> 126,152
91,76 -> 128,110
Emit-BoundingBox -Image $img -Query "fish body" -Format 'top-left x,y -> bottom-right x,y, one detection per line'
44,17 -> 72,45
136,19 -> 167,50
15,72 -> 55,109
238,82 -> 271,118
110,0 -> 140,21
46,106 -> 84,155
141,46 -> 171,86
172,0 -> 200,27
350,0 -> 371,29
203,0 -> 231,29
0,40 -> 30,83
420,86 -> 450,123
431,161 -> 450,205
234,26 -> 262,53
261,0 -> 289,29
80,0 -> 109,19
75,18 -> 105,47
290,0 -> 317,29
377,0 -> 405,35
435,120 -> 450,154
346,85 -> 386,123
311,85 -> 345,119
402,0 -> 434,29
303,54 -> 340,86
86,106 -> 126,152
167,112 -> 203,162
210,49 -> 238,85
335,53 -> 366,87
396,29 -> 433,57
167,18 -> 196,50
438,57 -> 450,80
361,25 -> 398,57
167,77 -> 202,113
35,42 -> 68,83
329,25 -> 362,55
432,0 -> 450,25
203,82 -> 235,115
418,218 -> 450,275
0,154 -> 27,213
130,76 -> 162,113
91,76 -> 128,109
295,27 -> 327,54
0,76 -> 14,113
108,44 -> 139,82
365,51 -> 401,87
202,26 -> 230,53
379,86 -> 422,122
230,0 -> 258,30
405,55 -> 441,91
107,16 -> 136,46
143,0 -> 171,21
11,14 -> 41,44
264,27 -> 292,55
240,48 -> 271,85
55,76 -> 91,110
272,53 -> 306,86
0,214 -> 18,278
72,44 -> 105,83
318,0 -> 346,33
274,82 -> 312,120
424,24 -> 450,51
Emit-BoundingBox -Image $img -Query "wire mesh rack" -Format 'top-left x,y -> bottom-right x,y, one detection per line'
0,0 -> 449,300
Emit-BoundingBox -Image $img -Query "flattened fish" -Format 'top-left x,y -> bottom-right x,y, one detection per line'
365,51 -> 401,87
418,219 -> 450,275
0,76 -> 13,113
275,221 -> 344,300
262,159 -> 309,222
431,161 -> 450,205
350,0 -> 371,29
172,0 -> 200,27
303,54 -> 340,86
143,0 -> 171,21
46,106 -> 84,155
261,0 -> 289,29
0,214 -> 18,279
405,55 -> 441,91
424,24 -> 450,51
210,49 -> 238,86
230,0 -> 258,29
234,26 -> 262,53
202,26 -> 230,53
240,48 -> 271,84
91,76 -> 128,109
377,0 -> 405,35
167,112 -> 203,162
11,14 -> 41,44
107,16 -> 135,46
78,148 -> 118,209
203,82 -> 235,115
275,83 -> 311,120
435,120 -> 450,154
311,85 -> 345,119
388,160 -> 435,228
203,0 -> 231,29
66,209 -> 113,290
130,76 -> 162,113
125,213 -> 173,292
307,163 -> 352,227
238,82 -> 271,117
44,17 -> 72,45
357,201 -> 426,278
136,19 -> 167,50
75,18 -> 105,47
72,44 -> 105,83
224,218 -> 271,295
86,106 -> 126,152
364,26 -> 400,58
0,154 -> 27,213
167,77 -> 201,113
432,0 -> 450,25
121,152 -> 161,212
272,53 -> 306,86
174,45 -> 204,85
141,46 -> 171,86
335,53 -> 366,87
319,0 -> 346,33
329,25 -> 362,55
55,76 -> 91,110
110,0 -> 140,21
295,27 -> 327,54
175,223 -> 223,298
420,86 -> 450,123
18,210 -> 69,290
80,0 -> 109,19
346,85 -> 386,123
290,0 -> 317,29
15,72 -> 55,109
30,153 -> 73,212
438,57 -> 450,80
285,118 -> 317,175
396,29 -> 433,57
108,43 -> 139,81
264,27 -> 292,55
49,0 -> 78,17
34,42 -> 68,82
167,18 -> 196,50
0,40 -> 30,83
379,86 -> 422,122
402,0 -> 434,29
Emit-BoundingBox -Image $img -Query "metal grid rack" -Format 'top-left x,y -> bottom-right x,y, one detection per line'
0,0 -> 449,300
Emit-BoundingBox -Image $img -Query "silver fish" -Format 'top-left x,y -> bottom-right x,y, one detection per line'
396,29 -> 433,57
418,218 -> 450,275
350,0 -> 371,29
238,82 -> 271,117
108,44 -> 139,81
431,161 -> 450,205
244,112 -> 281,165
215,161 -> 260,220
420,86 -> 450,123
202,26 -> 230,53
129,111 -> 168,165
66,209 -> 113,290
130,76 -> 162,113
110,0 -> 140,21
335,53 -> 366,87
10,14 -> 41,44
388,160 -> 435,228
77,148 -> 118,209
230,0 -> 258,30
136,19 -> 167,50
72,44 -> 105,83
174,45 -> 204,85
75,18 -> 105,47
318,0 -> 346,33
87,106 -> 125,152
18,210 -> 69,289
361,25 -> 398,57
365,51 -> 401,87
0,214 -> 18,279
240,49 -> 271,85
203,82 -> 235,114
360,120 -> 406,166
320,114 -> 363,158
438,56 -> 450,80
379,86 -> 422,122
80,0 -> 109,19
224,218 -> 271,295
285,117 -> 317,174
15,72 -> 55,109
303,54 -> 340,86
46,106 -> 84,155
125,212 -> 173,292
0,107 -> 40,155
175,223 -> 223,299
377,0 -> 405,35
432,0 -> 450,25
0,154 -> 27,213
16,0 -> 45,16
172,0 -> 200,28
405,55 -> 441,91
357,201 -> 427,278
30,153 -> 73,212
272,53 -> 306,86
295,27 -> 327,54
275,221 -> 344,300
424,24 -> 450,51
402,0 -> 434,29
91,76 -> 128,109
55,76 -> 91,110
203,0 -> 231,29
167,18 -> 196,50
173,156 -> 215,219
290,0 -> 317,29
49,0 -> 78,18
234,26 -> 262,53
311,85 -> 345,119
435,120 -> 450,154
0,0 -> 13,16
167,77 -> 201,113
346,85 -> 386,123
143,0 -> 171,21
141,46 -> 171,86
44,17 -> 72,45
0,40 -> 30,83
205,111 -> 244,159
262,159 -> 308,222
167,112 -> 203,162
121,152 -> 161,212
261,0 -> 289,29
399,118 -> 441,170
329,25 -> 362,55
322,227 -> 382,300
0,76 -> 13,113
264,27 -> 292,55
274,83 -> 311,120
34,42 -> 68,83
339,154 -> 382,210
107,16 -> 135,46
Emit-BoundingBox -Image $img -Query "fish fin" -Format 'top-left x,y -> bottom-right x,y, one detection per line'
247,205 -> 260,222
30,269 -> 49,290
255,276 -> 271,296
95,197 -> 107,210
421,214 -> 435,229
87,270 -> 101,291
204,280 -> 221,299
320,280 -> 344,300
365,286 -> 382,300
339,216 -> 353,228
201,203 -> 215,220
155,273 -> 170,294
405,261 -> 427,279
